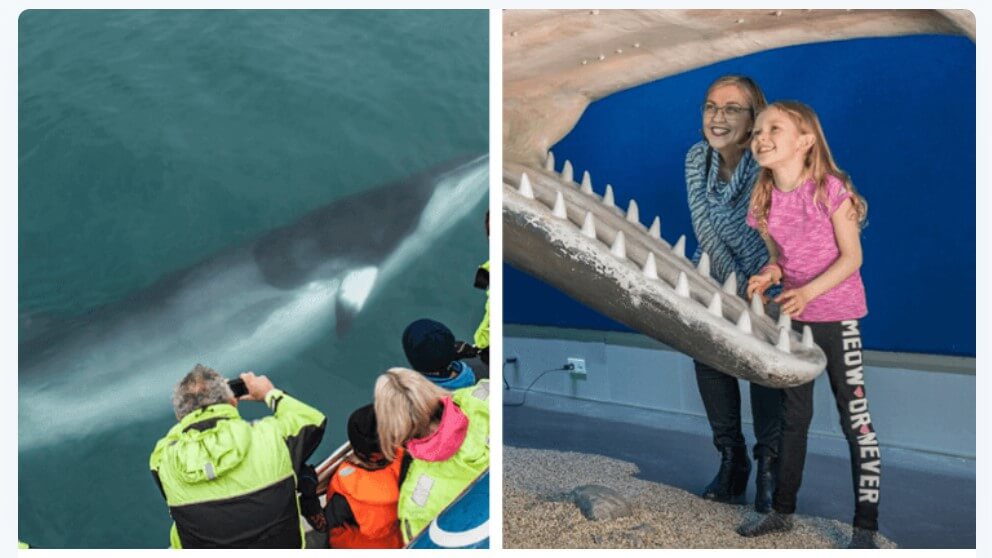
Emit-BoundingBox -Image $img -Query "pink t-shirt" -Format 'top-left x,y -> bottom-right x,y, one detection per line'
747,175 -> 867,322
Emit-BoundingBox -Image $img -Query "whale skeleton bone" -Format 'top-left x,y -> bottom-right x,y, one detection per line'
503,160 -> 825,387
502,9 -> 973,387
503,9 -> 973,165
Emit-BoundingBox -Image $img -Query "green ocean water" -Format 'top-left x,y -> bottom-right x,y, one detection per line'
18,10 -> 488,548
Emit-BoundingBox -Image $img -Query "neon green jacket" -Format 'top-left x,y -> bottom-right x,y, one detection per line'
398,381 -> 490,543
149,389 -> 325,548
473,260 -> 490,349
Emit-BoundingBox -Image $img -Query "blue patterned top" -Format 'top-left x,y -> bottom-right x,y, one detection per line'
684,141 -> 769,298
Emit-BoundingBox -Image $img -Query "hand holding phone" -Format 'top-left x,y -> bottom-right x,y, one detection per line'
237,372 -> 275,401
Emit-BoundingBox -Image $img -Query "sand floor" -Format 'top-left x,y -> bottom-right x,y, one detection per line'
503,446 -> 895,549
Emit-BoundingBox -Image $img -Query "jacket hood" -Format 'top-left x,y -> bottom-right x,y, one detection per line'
432,361 -> 476,390
164,404 -> 252,484
405,396 -> 468,462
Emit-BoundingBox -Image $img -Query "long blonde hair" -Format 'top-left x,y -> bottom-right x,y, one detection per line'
373,367 -> 449,462
749,101 -> 868,234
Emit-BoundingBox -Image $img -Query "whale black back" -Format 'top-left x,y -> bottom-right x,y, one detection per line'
252,155 -> 479,289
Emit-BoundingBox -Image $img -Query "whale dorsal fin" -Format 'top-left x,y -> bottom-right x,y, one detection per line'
335,266 -> 379,337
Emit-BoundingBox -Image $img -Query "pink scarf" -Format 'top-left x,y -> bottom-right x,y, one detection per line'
405,397 -> 468,462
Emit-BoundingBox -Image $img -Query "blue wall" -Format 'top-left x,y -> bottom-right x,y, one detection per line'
505,35 -> 976,356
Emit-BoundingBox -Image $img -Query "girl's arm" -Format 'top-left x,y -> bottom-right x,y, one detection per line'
776,198 -> 863,316
746,233 -> 782,299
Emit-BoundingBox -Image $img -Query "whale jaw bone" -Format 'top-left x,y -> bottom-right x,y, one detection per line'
502,161 -> 827,388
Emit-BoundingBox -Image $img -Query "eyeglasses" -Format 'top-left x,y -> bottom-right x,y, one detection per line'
701,103 -> 753,120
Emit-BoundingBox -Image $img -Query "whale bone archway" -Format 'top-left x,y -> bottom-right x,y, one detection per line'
501,9 -> 974,387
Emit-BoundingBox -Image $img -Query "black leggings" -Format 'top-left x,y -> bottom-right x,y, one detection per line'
694,359 -> 782,458
773,319 -> 880,530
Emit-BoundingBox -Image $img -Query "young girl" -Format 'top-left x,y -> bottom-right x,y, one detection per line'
738,101 -> 878,549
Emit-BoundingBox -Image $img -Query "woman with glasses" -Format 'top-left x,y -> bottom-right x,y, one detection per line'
683,74 -> 782,513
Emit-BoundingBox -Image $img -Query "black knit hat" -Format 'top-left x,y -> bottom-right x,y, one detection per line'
402,318 -> 456,374
347,404 -> 381,461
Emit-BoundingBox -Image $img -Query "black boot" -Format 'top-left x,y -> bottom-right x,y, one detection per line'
754,455 -> 775,514
702,446 -> 751,504
737,510 -> 794,537
847,527 -> 878,549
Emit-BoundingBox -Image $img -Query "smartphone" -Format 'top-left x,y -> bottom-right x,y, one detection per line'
228,378 -> 248,398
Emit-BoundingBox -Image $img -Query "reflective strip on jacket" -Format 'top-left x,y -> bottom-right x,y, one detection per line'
398,381 -> 490,543
149,389 -> 326,548
327,448 -> 405,549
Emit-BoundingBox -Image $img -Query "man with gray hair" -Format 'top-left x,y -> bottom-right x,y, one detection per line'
150,364 -> 326,548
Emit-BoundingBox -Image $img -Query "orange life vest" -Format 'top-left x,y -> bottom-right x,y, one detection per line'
327,448 -> 405,549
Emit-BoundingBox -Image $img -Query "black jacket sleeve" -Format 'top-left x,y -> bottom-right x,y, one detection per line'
324,493 -> 356,530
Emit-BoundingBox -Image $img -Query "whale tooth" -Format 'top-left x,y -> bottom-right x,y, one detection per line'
722,272 -> 737,295
581,212 -> 597,239
777,312 -> 791,330
603,184 -> 615,208
736,310 -> 752,334
697,252 -> 711,278
642,252 -> 658,279
777,327 -> 791,353
675,271 -> 690,298
750,294 -> 765,317
707,292 -> 722,317
672,235 -> 686,258
552,191 -> 567,219
580,171 -> 593,194
610,230 -> 626,258
626,199 -> 640,224
518,173 -> 535,199
648,216 -> 661,239
562,160 -> 574,183
802,325 -> 814,348
545,151 -> 555,172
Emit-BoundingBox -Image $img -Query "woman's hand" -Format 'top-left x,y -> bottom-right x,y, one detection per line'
747,264 -> 781,300
775,287 -> 811,317
746,273 -> 774,302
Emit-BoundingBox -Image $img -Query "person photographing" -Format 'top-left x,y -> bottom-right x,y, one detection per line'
150,365 -> 326,548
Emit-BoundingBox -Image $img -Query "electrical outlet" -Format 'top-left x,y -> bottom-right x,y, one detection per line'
568,357 -> 586,376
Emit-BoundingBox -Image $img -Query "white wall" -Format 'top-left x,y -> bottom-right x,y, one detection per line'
505,328 -> 975,459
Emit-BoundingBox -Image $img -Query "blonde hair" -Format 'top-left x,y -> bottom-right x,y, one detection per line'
750,101 -> 868,234
374,367 -> 449,462
704,74 -> 768,147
